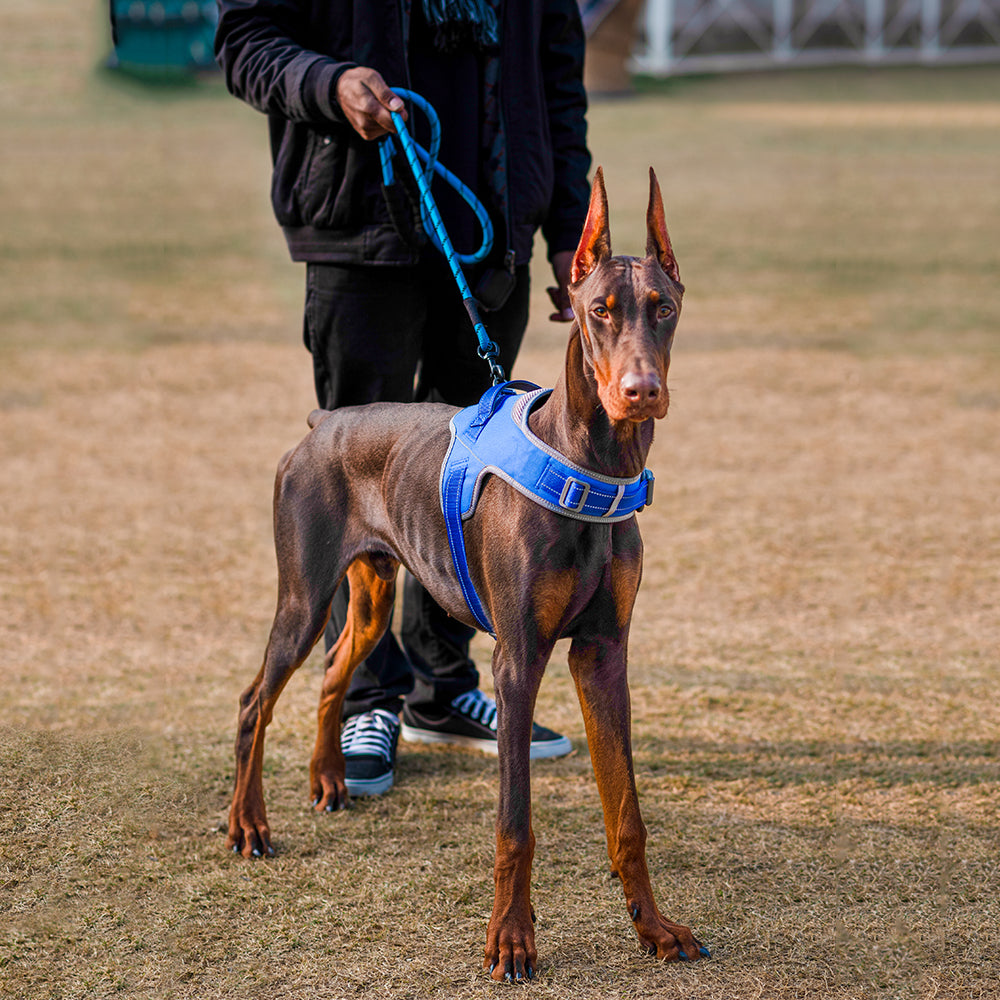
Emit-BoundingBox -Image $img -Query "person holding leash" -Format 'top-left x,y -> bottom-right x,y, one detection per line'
215,0 -> 592,795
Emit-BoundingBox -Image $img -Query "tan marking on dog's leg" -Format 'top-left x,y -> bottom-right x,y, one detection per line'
309,555 -> 399,811
484,828 -> 538,981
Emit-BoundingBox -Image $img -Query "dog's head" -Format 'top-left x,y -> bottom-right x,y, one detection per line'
568,167 -> 683,424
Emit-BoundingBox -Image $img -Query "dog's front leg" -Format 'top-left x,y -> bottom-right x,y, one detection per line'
568,636 -> 707,963
483,644 -> 544,982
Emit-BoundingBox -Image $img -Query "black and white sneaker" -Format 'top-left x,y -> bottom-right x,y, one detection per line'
341,708 -> 400,796
401,689 -> 572,760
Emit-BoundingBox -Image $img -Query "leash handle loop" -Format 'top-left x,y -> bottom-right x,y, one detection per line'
381,88 -> 506,386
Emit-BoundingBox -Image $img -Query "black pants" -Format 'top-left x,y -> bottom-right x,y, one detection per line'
303,256 -> 530,717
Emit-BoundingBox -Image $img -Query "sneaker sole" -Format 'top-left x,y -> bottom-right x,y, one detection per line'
401,723 -> 572,760
344,772 -> 394,797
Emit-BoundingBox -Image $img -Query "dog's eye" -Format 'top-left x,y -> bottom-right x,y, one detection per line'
657,303 -> 674,320
592,304 -> 609,319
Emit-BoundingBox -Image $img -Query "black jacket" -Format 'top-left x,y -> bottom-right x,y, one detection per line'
215,0 -> 591,266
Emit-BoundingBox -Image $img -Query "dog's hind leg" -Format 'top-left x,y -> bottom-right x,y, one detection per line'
309,553 -> 399,812
227,582 -> 334,858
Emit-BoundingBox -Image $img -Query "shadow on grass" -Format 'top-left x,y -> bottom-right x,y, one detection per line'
629,737 -> 1000,787
379,732 -> 1000,790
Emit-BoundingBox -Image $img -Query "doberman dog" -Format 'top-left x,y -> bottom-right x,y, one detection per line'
226,167 -> 707,979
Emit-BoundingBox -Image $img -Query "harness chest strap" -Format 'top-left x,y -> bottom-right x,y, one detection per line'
439,381 -> 655,636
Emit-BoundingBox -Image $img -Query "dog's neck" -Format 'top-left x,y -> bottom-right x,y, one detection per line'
528,327 -> 654,480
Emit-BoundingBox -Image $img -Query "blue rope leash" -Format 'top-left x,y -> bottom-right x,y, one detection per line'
379,88 -> 506,386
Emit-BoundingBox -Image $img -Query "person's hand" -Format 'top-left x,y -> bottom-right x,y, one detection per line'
546,250 -> 575,322
335,67 -> 406,140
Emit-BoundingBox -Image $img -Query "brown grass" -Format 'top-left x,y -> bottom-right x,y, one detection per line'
2,4 -> 1000,998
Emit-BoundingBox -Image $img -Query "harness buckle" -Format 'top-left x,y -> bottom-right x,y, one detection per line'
559,477 -> 591,513
641,469 -> 655,509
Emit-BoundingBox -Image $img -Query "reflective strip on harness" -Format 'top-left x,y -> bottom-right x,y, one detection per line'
440,443 -> 496,637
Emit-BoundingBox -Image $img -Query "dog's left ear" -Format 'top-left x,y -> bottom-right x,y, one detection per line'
572,166 -> 612,283
646,167 -> 680,283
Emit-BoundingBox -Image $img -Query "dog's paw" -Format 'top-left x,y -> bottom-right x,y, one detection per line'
226,817 -> 275,859
630,902 -> 708,963
310,771 -> 350,813
484,911 -> 538,982
311,792 -> 351,812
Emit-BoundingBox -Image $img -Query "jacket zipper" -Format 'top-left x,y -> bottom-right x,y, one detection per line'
498,0 -> 514,272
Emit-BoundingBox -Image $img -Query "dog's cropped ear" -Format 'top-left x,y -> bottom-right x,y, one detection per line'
646,167 -> 680,283
572,166 -> 612,283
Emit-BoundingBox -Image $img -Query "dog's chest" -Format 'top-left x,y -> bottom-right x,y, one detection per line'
438,380 -> 654,635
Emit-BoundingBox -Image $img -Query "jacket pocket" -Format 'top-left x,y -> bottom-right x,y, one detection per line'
293,128 -> 358,231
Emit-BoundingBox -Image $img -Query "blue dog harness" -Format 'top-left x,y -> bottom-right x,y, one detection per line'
439,381 -> 655,636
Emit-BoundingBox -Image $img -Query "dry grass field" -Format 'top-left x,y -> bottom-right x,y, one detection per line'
2,4 -> 999,998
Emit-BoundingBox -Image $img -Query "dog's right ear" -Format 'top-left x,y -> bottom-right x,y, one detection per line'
646,167 -> 680,283
571,167 -> 612,283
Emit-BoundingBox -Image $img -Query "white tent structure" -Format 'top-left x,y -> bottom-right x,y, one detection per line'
582,0 -> 1000,76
